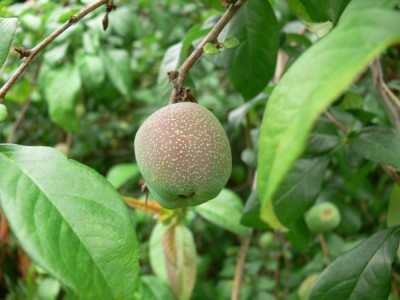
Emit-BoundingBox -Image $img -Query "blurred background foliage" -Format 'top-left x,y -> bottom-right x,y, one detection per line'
1,0 -> 400,299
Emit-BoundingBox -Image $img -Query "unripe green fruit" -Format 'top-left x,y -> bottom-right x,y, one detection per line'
305,202 -> 341,233
0,104 -> 8,123
298,273 -> 319,300
259,232 -> 273,250
134,102 -> 232,209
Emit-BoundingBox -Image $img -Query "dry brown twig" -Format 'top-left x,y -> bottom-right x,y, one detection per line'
324,110 -> 350,135
231,171 -> 256,300
0,0 -> 113,101
370,59 -> 400,131
168,0 -> 247,104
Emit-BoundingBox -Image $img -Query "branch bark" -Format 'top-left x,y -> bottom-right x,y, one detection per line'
231,230 -> 253,300
168,0 -> 246,104
0,0 -> 110,101
370,59 -> 400,131
324,110 -> 349,135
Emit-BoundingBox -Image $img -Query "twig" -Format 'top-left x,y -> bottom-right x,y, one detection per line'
231,229 -> 253,300
0,0 -> 110,101
168,1 -> 246,104
382,81 -> 400,111
370,59 -> 400,131
324,110 -> 349,135
381,164 -> 400,186
231,169 -> 256,300
6,99 -> 31,143
319,233 -> 330,264
372,59 -> 400,110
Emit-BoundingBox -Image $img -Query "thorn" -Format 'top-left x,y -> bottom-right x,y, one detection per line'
15,48 -> 31,60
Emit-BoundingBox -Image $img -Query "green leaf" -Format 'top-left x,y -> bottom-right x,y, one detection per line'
333,201 -> 362,234
305,118 -> 340,155
149,223 -> 168,283
109,6 -> 137,39
135,276 -> 174,300
37,277 -> 61,300
157,42 -> 182,101
203,43 -> 221,55
349,126 -> 400,169
257,8 -> 400,229
162,224 -> 197,300
195,189 -> 251,237
101,48 -> 132,97
240,190 -> 269,229
0,18 -> 18,69
287,0 -> 350,24
0,145 -> 139,300
286,218 -> 311,250
388,184 -> 400,227
309,227 -> 400,300
106,163 -> 140,189
339,0 -> 399,23
44,43 -> 70,65
217,0 -> 279,99
182,25 -> 211,57
223,36 -> 239,49
228,93 -> 267,128
43,64 -> 81,132
75,51 -> 106,92
273,156 -> 329,226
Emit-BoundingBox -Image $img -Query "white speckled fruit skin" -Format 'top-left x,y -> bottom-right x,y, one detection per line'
134,102 -> 232,209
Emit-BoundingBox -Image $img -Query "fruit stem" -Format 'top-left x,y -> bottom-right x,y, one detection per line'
319,233 -> 330,264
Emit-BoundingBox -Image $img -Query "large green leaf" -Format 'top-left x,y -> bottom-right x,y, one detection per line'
195,189 -> 251,237
0,145 -> 139,300
309,227 -> 400,300
349,126 -> 400,169
162,223 -> 197,300
43,64 -> 81,132
217,0 -> 279,100
339,0 -> 399,23
0,18 -> 18,69
257,7 -> 400,228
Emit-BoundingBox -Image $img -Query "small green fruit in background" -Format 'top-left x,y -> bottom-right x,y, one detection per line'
298,273 -> 319,300
305,202 -> 341,233
134,102 -> 232,209
75,103 -> 86,118
259,232 -> 273,250
0,104 -> 8,123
